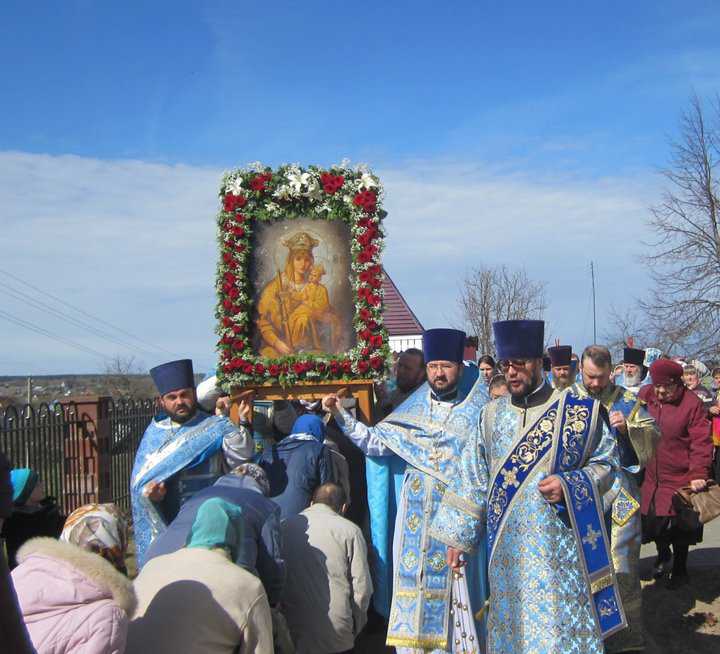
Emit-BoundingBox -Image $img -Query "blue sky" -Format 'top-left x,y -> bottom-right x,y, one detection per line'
2,1 -> 719,374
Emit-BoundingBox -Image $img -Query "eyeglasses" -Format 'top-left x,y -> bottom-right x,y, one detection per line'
499,359 -> 530,372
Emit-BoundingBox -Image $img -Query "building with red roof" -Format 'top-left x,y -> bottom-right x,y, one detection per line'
381,268 -> 424,352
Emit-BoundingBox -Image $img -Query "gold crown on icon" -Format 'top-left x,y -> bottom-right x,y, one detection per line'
282,231 -> 319,252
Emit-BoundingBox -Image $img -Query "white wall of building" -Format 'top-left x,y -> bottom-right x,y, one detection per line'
389,335 -> 423,353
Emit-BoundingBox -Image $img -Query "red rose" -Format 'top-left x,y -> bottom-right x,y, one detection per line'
370,335 -> 383,348
370,355 -> 384,370
222,362 -> 232,373
222,317 -> 233,327
254,363 -> 266,375
359,328 -> 372,341
320,173 -> 345,194
235,214 -> 246,224
293,362 -> 306,375
367,319 -> 378,331
352,190 -> 377,214
368,294 -> 381,306
316,362 -> 326,372
228,287 -> 239,299
329,360 -> 340,373
357,360 -> 370,374
361,347 -> 370,357
249,174 -> 270,192
232,226 -> 245,238
233,339 -> 245,350
222,252 -> 233,264
269,364 -> 281,377
223,193 -> 247,212
242,362 -> 254,374
219,335 -> 232,345
358,248 -> 375,264
231,325 -> 242,334
342,360 -> 352,373
359,308 -> 372,322
223,299 -> 234,311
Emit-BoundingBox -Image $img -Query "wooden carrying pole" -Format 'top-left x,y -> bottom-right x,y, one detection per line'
229,379 -> 375,426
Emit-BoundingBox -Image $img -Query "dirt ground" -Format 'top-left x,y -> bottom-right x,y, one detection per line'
639,552 -> 720,654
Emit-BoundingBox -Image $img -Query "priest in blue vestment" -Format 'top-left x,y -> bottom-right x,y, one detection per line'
431,320 -> 626,654
131,359 -> 254,567
322,328 -> 489,654
574,345 -> 659,654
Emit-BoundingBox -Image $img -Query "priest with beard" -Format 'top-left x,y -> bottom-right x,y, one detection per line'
575,345 -> 659,654
431,321 -> 625,654
131,359 -> 254,567
322,328 -> 489,654
548,344 -> 574,390
617,346 -> 651,396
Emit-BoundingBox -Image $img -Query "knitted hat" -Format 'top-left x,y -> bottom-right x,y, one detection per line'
10,468 -> 39,506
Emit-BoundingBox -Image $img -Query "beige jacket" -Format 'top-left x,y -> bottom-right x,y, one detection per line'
281,503 -> 372,654
126,547 -> 273,654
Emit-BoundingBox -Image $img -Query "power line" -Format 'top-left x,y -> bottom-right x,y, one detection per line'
0,282 -> 160,359
0,268 -> 181,358
0,309 -> 111,361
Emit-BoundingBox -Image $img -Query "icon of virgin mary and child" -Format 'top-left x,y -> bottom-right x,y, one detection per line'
255,231 -> 343,357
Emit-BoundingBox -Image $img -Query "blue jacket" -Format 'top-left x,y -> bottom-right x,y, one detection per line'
144,473 -> 284,605
258,435 -> 335,520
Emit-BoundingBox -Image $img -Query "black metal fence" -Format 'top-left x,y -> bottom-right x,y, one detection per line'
102,398 -> 156,511
0,398 -> 155,515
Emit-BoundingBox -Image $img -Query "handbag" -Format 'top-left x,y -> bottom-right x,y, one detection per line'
672,480 -> 720,530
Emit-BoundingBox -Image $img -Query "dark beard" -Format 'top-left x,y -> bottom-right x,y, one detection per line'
429,380 -> 458,398
166,404 -> 197,424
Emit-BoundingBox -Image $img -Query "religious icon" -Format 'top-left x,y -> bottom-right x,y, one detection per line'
250,218 -> 356,357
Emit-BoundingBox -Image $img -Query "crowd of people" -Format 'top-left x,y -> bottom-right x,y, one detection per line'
1,323 -> 719,654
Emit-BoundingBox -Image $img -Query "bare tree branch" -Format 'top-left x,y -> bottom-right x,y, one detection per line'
457,264 -> 546,357
639,94 -> 720,359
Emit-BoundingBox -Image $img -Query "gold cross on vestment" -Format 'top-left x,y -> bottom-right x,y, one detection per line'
428,448 -> 444,470
582,525 -> 601,550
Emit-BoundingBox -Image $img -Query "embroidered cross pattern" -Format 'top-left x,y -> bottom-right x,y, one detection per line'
582,525 -> 601,550
500,466 -> 519,489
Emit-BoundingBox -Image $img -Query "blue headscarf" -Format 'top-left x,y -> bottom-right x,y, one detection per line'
290,414 -> 326,442
10,468 -> 38,506
186,497 -> 244,560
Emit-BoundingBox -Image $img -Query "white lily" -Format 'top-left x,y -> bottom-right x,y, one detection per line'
359,173 -> 377,189
226,176 -> 244,195
273,185 -> 292,200
286,170 -> 311,194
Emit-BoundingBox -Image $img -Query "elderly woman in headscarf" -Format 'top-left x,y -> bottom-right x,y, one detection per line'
127,497 -> 273,654
640,359 -> 714,588
11,502 -> 136,654
258,414 -> 336,520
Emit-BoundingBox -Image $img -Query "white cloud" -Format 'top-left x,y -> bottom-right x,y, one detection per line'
0,151 -> 660,375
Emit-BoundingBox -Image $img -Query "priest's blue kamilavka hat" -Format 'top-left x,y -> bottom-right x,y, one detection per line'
548,345 -> 572,367
150,359 -> 195,395
422,328 -> 466,364
493,320 -> 544,359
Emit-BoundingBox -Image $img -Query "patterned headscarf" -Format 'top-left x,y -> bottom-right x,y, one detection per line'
60,503 -> 129,573
230,462 -> 271,496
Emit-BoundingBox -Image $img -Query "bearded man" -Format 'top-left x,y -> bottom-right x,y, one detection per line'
323,328 -> 489,654
548,344 -> 574,390
131,359 -> 254,566
431,321 -> 625,654
576,345 -> 659,654
617,347 -> 650,396
378,348 -> 426,418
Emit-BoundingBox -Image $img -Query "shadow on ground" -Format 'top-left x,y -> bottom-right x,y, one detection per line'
640,548 -> 720,654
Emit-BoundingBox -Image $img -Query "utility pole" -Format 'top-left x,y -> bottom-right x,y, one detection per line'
590,261 -> 597,344
26,376 -> 32,405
